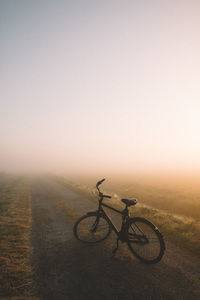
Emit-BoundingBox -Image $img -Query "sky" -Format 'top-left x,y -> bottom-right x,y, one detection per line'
1,0 -> 200,174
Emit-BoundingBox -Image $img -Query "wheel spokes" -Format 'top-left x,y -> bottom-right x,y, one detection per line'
128,220 -> 162,262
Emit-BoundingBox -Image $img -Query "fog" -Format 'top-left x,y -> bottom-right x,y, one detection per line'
1,1 -> 200,176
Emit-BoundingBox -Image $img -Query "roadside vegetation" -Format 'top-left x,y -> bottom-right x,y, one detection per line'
52,175 -> 200,258
0,174 -> 33,298
110,179 -> 200,219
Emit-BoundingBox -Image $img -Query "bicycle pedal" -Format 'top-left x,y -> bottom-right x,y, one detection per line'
112,247 -> 118,254
111,250 -> 118,259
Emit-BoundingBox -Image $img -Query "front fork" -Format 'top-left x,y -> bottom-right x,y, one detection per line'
89,211 -> 102,233
90,220 -> 98,233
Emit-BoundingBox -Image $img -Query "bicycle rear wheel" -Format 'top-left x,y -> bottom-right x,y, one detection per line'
127,217 -> 165,264
73,212 -> 112,244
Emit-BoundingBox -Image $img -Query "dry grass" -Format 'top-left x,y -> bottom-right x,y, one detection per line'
132,205 -> 200,257
108,179 -> 200,219
56,198 -> 81,222
0,175 -> 33,298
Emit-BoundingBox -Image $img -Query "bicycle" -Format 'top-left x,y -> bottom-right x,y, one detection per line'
73,179 -> 165,264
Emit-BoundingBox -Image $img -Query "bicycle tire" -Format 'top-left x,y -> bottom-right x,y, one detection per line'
126,217 -> 165,264
73,212 -> 112,244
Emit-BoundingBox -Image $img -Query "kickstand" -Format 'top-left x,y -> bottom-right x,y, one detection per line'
111,238 -> 120,257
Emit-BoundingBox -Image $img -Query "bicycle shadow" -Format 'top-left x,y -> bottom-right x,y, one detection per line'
32,232 -> 197,300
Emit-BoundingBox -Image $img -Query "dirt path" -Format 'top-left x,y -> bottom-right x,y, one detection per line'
30,177 -> 200,300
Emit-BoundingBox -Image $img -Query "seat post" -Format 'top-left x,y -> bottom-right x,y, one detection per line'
122,207 -> 128,221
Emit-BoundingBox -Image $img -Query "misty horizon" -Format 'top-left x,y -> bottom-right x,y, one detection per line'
1,1 -> 200,175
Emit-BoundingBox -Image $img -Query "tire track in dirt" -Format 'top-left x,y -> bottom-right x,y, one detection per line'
30,176 -> 200,300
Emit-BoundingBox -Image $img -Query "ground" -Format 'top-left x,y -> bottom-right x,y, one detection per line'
29,176 -> 200,300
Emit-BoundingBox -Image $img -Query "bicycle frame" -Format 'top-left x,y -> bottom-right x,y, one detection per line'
96,197 -> 130,240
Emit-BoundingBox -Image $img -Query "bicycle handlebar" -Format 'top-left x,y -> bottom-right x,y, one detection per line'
96,178 -> 105,187
96,178 -> 112,199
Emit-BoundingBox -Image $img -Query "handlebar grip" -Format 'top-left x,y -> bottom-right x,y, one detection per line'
96,178 -> 105,187
99,178 -> 105,184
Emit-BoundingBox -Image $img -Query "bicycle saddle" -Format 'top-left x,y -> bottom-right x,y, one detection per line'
121,198 -> 137,207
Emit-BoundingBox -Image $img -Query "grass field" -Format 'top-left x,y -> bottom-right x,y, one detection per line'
0,173 -> 32,298
53,174 -> 200,258
108,177 -> 200,219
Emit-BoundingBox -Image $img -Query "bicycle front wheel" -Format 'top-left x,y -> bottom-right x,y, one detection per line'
73,212 -> 112,244
127,217 -> 165,264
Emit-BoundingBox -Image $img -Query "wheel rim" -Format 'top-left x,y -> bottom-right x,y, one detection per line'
128,221 -> 162,262
76,215 -> 111,243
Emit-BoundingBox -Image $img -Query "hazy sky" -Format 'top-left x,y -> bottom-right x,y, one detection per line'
1,0 -> 200,174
